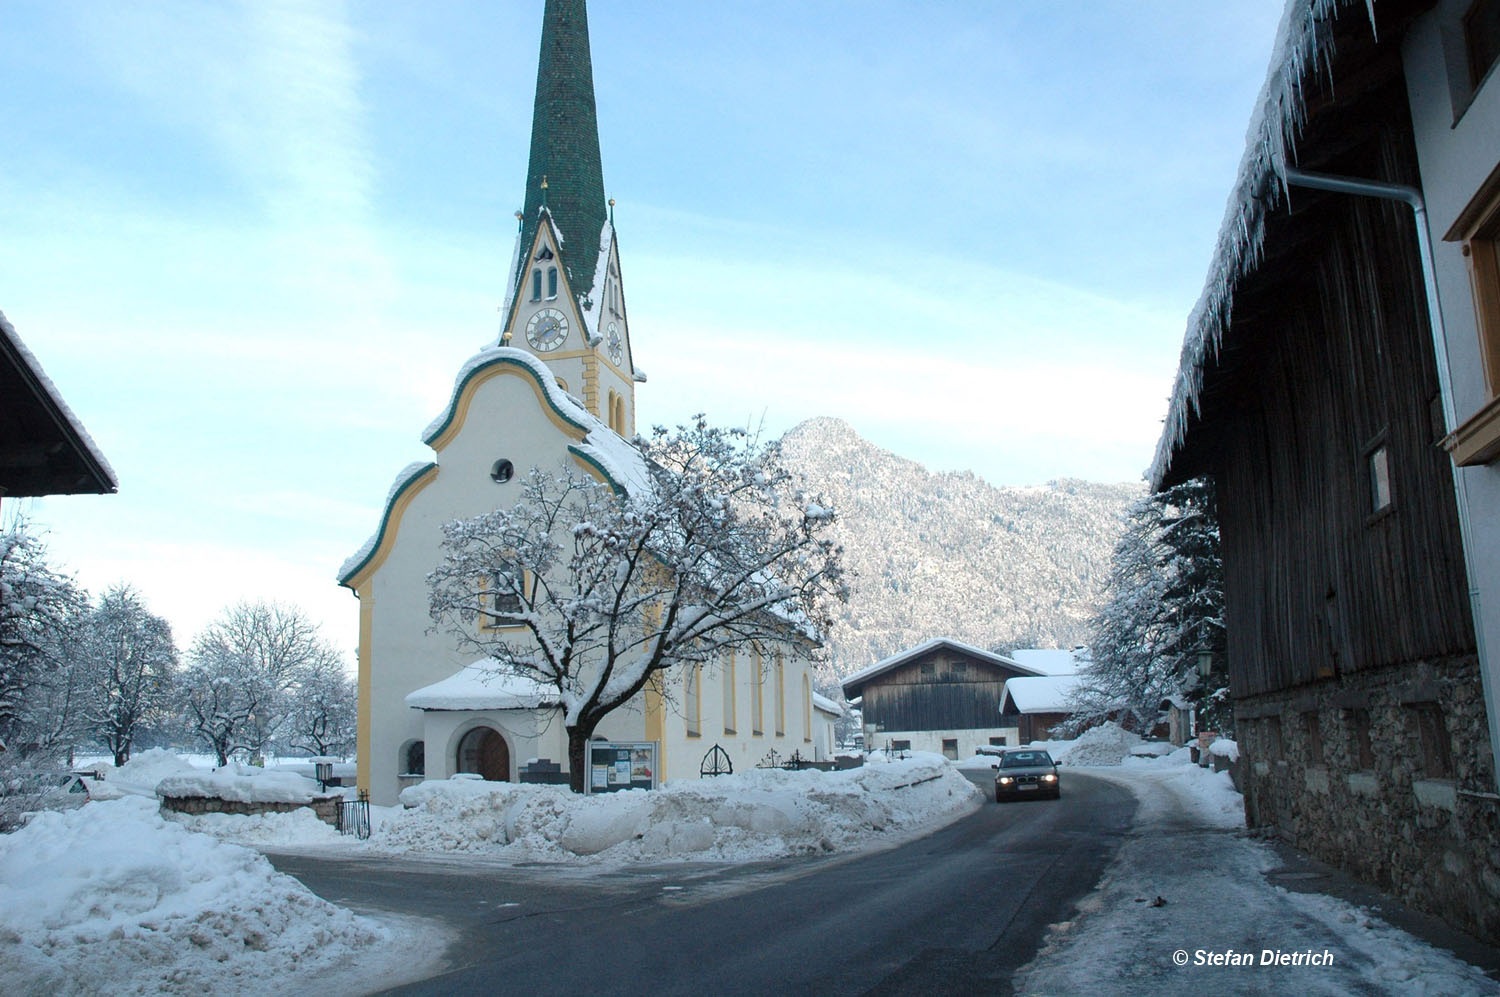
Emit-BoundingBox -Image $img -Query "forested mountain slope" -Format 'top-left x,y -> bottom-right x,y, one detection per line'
778,418 -> 1141,688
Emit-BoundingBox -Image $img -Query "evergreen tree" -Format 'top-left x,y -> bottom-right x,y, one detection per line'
1074,478 -> 1227,734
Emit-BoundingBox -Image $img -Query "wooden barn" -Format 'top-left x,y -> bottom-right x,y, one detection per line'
1152,0 -> 1500,942
840,638 -> 1043,759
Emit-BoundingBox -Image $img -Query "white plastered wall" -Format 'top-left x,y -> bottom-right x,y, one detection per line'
1404,5 -> 1500,790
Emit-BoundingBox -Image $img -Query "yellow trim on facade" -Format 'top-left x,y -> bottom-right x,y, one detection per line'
645,679 -> 665,774
356,582 -> 374,794
342,464 -> 440,591
428,363 -> 588,453
583,353 -> 600,416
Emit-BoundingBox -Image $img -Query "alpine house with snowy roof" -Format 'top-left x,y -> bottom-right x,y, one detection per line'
840,639 -> 1045,759
340,0 -> 833,806
1152,0 -> 1500,942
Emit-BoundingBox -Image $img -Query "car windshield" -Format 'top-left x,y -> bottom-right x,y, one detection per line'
1000,751 -> 1053,769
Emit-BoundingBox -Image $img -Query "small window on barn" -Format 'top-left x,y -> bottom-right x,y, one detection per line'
1408,702 -> 1455,779
1302,711 -> 1324,766
1466,0 -> 1500,89
989,736 -> 1007,747
891,739 -> 912,752
941,738 -> 959,760
1367,442 -> 1393,516
920,662 -> 936,676
1346,708 -> 1375,771
1265,715 -> 1284,762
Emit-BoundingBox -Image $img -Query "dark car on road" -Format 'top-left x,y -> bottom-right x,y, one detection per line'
994,749 -> 1060,802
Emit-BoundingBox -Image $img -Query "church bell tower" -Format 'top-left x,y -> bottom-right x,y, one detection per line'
498,0 -> 640,438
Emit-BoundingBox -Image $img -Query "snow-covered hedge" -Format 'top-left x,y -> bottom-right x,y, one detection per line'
0,797 -> 384,996
383,755 -> 981,864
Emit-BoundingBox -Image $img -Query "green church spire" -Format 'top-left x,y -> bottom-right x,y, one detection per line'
518,0 -> 608,302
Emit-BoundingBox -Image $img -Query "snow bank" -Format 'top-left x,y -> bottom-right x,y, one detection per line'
157,764 -> 326,804
377,757 -> 981,865
1048,722 -> 1142,767
169,807 -> 345,848
1209,737 -> 1239,762
0,797 -> 384,996
90,748 -> 206,800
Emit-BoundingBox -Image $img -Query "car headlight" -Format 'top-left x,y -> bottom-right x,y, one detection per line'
1041,773 -> 1057,782
998,776 -> 1014,784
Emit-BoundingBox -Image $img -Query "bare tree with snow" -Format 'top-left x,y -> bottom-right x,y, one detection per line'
0,522 -> 86,755
285,658 -> 356,758
180,601 -> 344,763
429,418 -> 847,792
79,585 -> 177,766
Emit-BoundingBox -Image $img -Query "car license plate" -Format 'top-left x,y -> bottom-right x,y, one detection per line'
1019,784 -> 1037,791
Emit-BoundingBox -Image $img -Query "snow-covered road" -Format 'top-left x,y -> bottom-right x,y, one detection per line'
1016,760 -> 1500,995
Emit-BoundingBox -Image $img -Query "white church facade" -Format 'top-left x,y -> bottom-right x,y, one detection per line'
340,0 -> 837,806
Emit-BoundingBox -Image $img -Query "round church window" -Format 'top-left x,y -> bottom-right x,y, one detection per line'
491,459 -> 514,483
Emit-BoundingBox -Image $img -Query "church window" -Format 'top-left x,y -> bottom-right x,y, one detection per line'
723,650 -> 737,735
614,395 -> 626,435
685,664 -> 701,737
480,560 -> 526,629
531,269 -> 542,302
547,267 -> 558,299
775,650 -> 785,737
802,674 -> 812,743
751,648 -> 764,735
400,740 -> 425,776
490,459 -> 514,484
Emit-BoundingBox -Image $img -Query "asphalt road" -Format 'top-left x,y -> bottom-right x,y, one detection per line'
271,770 -> 1137,996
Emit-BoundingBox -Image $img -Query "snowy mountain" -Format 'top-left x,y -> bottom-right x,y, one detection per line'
777,418 -> 1142,688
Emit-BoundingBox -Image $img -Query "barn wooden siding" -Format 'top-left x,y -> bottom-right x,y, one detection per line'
1171,67 -> 1474,699
858,650 -> 1016,732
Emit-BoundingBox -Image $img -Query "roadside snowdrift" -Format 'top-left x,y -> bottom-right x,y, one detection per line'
0,797 -> 385,996
380,755 -> 981,864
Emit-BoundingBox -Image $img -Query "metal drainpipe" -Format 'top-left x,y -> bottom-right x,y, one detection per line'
1284,167 -> 1497,789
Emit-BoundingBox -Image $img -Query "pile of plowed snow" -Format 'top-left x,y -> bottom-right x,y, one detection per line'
1048,722 -> 1142,766
379,755 -> 982,864
0,797 -> 385,996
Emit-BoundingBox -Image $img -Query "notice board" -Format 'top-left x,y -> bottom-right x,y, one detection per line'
587,742 -> 658,793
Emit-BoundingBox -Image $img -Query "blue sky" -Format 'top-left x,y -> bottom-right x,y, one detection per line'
2,0 -> 1285,658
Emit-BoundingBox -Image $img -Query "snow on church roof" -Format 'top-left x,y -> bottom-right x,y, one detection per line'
405,660 -> 562,711
1001,673 -> 1084,715
813,692 -> 842,716
338,347 -> 653,587
1150,0 -> 1374,488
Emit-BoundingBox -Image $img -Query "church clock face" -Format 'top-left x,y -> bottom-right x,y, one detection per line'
526,308 -> 569,352
606,322 -> 623,364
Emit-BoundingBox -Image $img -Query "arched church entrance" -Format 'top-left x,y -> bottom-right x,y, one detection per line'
456,726 -> 511,782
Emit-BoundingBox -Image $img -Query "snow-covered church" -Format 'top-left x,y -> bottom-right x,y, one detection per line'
340,0 -> 838,806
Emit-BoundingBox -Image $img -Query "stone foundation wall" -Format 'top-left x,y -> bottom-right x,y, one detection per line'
160,795 -> 342,826
1235,653 -> 1500,942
